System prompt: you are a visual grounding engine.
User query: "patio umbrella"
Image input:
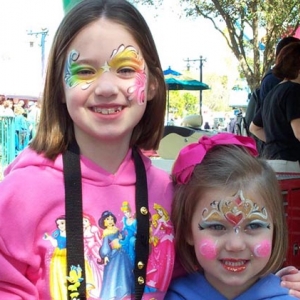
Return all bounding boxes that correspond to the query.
[163,66,182,76]
[165,77,209,91]
[163,67,210,122]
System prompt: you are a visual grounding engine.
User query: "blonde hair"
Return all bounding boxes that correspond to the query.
[14,106,24,116]
[171,145,287,276]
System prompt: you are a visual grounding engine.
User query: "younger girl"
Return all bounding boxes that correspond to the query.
[0,0,174,299]
[166,133,297,299]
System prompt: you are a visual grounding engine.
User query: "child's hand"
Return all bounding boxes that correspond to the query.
[277,266,300,298]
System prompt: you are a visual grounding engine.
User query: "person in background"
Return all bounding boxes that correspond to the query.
[204,122,210,130]
[14,105,28,153]
[27,99,41,140]
[0,100,14,117]
[250,42,300,173]
[0,95,5,115]
[247,36,299,156]
[259,36,300,102]
[166,133,299,300]
[0,0,174,299]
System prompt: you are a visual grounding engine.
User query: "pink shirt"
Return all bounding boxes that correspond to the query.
[0,148,175,299]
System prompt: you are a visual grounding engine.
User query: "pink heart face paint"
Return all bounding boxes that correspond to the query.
[200,190,269,233]
[64,44,147,105]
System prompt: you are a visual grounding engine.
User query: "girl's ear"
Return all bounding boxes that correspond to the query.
[147,80,157,101]
[146,71,158,101]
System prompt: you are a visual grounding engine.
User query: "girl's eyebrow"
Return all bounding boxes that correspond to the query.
[71,58,97,65]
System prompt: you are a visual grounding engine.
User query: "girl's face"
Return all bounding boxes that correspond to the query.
[63,18,154,149]
[188,189,273,298]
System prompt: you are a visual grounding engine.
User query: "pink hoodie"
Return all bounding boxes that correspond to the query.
[0,148,175,300]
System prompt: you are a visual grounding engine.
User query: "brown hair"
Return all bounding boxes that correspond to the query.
[275,36,299,57]
[30,0,166,159]
[171,145,287,276]
[273,42,300,80]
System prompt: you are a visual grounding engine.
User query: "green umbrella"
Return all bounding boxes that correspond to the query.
[164,70,210,122]
[62,0,82,14]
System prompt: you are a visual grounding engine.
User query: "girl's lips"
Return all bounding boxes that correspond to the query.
[92,106,123,115]
[220,259,249,272]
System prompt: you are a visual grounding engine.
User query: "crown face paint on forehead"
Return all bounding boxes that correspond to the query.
[200,190,269,233]
[64,44,146,100]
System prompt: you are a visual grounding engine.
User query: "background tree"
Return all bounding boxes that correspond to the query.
[133,0,300,91]
[167,91,198,119]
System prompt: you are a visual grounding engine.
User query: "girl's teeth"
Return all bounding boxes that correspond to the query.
[94,107,122,114]
[223,260,246,267]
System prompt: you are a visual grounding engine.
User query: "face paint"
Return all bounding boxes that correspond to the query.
[127,71,147,104]
[253,240,272,258]
[198,238,217,260]
[64,50,96,90]
[64,45,147,102]
[108,45,146,105]
[201,190,269,233]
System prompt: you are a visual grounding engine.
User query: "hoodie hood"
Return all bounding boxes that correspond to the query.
[166,272,292,300]
[4,147,153,187]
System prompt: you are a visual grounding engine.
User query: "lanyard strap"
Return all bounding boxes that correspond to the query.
[63,143,149,300]
[132,147,149,300]
[63,141,86,299]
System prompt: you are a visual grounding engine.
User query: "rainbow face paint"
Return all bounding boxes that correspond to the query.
[64,45,147,104]
[64,50,96,90]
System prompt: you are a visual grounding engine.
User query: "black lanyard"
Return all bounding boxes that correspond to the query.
[63,142,149,300]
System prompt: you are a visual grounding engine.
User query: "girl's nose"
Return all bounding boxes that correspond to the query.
[224,228,247,252]
[94,72,119,97]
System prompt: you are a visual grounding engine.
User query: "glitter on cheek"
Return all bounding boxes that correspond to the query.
[198,238,218,260]
[253,240,272,258]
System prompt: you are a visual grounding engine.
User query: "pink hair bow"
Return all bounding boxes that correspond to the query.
[172,133,258,184]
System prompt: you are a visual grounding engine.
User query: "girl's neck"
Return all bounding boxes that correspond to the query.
[76,135,131,174]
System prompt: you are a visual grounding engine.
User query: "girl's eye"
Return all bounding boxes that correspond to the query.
[77,69,95,76]
[70,64,96,78]
[245,221,270,231]
[118,67,136,76]
[77,70,94,75]
[209,224,226,231]
[199,222,226,231]
[247,223,261,230]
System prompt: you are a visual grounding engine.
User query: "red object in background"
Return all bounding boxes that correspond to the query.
[294,27,300,39]
[277,173,300,269]
[282,26,300,39]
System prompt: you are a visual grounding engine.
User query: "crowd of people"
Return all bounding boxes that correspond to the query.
[0,95,41,155]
